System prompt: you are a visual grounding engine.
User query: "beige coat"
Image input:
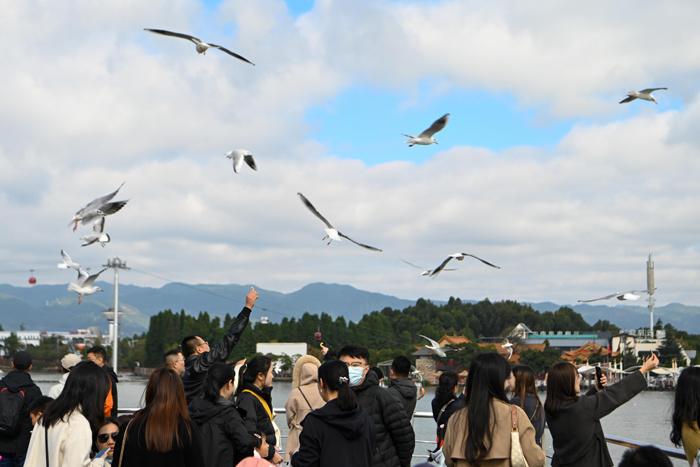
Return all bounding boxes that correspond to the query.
[443,399,545,467]
[284,355,325,460]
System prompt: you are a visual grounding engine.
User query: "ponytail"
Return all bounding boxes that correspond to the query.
[318,360,357,411]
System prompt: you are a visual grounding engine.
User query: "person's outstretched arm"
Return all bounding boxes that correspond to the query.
[201,288,257,366]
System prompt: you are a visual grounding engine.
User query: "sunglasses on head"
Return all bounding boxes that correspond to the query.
[97,432,119,443]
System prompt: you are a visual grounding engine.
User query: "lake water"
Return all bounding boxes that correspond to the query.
[32,373,685,466]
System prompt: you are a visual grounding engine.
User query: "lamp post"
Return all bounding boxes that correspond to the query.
[103,258,129,373]
[647,253,655,339]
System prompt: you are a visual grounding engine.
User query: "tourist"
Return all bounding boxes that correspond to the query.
[164,349,185,377]
[431,371,465,448]
[618,445,672,467]
[387,356,418,420]
[189,362,271,466]
[545,353,659,467]
[48,352,82,398]
[28,396,54,427]
[236,355,283,465]
[284,355,324,462]
[670,366,700,464]
[338,345,415,467]
[442,353,544,467]
[291,360,374,467]
[510,365,545,447]
[112,368,204,466]
[87,345,119,417]
[0,351,43,467]
[24,361,111,466]
[95,417,120,463]
[182,287,257,402]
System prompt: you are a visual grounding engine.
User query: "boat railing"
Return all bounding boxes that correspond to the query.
[117,408,688,461]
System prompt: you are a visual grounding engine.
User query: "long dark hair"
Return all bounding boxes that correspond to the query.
[544,362,578,415]
[41,361,109,434]
[434,371,459,411]
[318,360,357,411]
[512,365,542,417]
[463,353,511,463]
[140,368,191,452]
[237,355,272,395]
[203,362,235,402]
[671,366,700,446]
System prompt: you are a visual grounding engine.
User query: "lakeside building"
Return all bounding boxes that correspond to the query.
[0,328,104,356]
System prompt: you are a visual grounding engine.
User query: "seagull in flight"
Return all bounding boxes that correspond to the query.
[68,268,107,304]
[57,250,80,270]
[501,339,514,360]
[144,29,255,65]
[619,88,667,104]
[419,335,447,358]
[404,113,449,147]
[70,182,128,232]
[578,289,655,303]
[80,217,110,247]
[400,259,456,277]
[430,253,501,277]
[226,149,257,173]
[297,193,382,252]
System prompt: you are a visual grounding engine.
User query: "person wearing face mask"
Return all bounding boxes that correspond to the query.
[189,363,270,466]
[338,345,415,467]
[236,355,284,465]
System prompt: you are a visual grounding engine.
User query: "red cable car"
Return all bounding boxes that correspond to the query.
[28,270,37,286]
[314,328,322,342]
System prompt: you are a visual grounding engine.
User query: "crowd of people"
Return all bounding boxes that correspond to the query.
[0,289,699,466]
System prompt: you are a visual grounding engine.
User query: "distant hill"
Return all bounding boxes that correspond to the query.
[0,282,698,334]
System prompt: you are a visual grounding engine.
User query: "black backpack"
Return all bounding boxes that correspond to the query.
[0,386,26,435]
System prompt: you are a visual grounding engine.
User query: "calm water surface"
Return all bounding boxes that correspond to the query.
[32,373,684,466]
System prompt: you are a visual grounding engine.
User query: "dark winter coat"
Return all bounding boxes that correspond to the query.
[183,306,251,402]
[353,371,415,467]
[189,396,261,466]
[0,370,42,456]
[112,412,205,467]
[386,377,418,420]
[431,393,465,446]
[104,365,119,418]
[511,393,545,447]
[291,398,375,467]
[236,383,278,460]
[546,370,647,467]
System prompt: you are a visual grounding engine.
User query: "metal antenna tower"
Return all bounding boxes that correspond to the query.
[103,258,129,372]
[646,253,655,339]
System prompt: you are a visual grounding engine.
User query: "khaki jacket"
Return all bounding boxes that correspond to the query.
[443,399,545,467]
[284,355,324,460]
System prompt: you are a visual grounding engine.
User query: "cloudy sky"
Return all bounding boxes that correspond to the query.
[1,0,699,307]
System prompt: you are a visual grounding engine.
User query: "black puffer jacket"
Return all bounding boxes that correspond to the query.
[353,371,415,467]
[236,383,277,460]
[189,397,260,466]
[291,398,374,467]
[386,378,417,420]
[183,306,251,402]
[0,370,42,456]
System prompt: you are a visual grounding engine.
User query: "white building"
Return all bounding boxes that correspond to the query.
[0,331,42,354]
[0,329,102,356]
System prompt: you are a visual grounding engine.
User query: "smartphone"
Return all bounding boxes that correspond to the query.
[595,366,603,386]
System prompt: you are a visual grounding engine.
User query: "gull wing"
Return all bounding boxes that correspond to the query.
[231,151,244,173]
[144,29,202,45]
[76,182,125,215]
[429,256,455,277]
[82,268,107,287]
[577,292,621,303]
[59,249,78,269]
[401,259,425,270]
[419,335,440,348]
[92,217,106,233]
[244,154,257,171]
[459,253,501,269]
[76,268,90,284]
[96,200,128,217]
[640,87,667,94]
[418,113,450,138]
[297,193,334,229]
[619,95,636,104]
[337,232,383,252]
[208,43,255,65]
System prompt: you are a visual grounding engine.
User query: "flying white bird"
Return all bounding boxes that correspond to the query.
[501,339,514,360]
[57,250,80,270]
[297,193,383,252]
[68,268,107,304]
[577,289,655,303]
[419,335,447,358]
[400,259,456,277]
[404,113,450,147]
[80,217,110,247]
[430,253,501,277]
[225,149,257,173]
[144,29,255,65]
[619,88,668,104]
[70,183,128,232]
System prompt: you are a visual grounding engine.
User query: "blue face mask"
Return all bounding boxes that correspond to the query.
[348,366,365,387]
